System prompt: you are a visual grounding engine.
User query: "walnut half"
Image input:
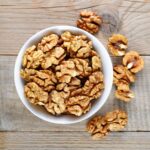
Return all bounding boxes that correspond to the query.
[87,109,128,140]
[108,34,128,56]
[123,51,144,73]
[77,10,102,34]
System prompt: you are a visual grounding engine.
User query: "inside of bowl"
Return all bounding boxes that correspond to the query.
[14,26,113,124]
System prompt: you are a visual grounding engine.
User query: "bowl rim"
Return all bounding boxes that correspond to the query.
[14,25,113,124]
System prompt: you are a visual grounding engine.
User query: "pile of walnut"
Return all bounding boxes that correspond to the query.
[77,10,102,34]
[21,31,104,116]
[108,34,144,102]
[87,109,128,140]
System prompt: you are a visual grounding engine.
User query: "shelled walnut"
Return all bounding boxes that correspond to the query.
[123,51,144,73]
[87,116,108,140]
[105,110,128,131]
[21,69,57,92]
[113,65,135,84]
[37,34,59,52]
[113,65,135,102]
[77,10,102,34]
[87,110,128,140]
[108,34,128,56]
[24,82,48,105]
[22,45,44,69]
[115,90,134,102]
[21,31,104,116]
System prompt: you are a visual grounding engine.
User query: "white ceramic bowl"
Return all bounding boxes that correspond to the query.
[14,26,113,124]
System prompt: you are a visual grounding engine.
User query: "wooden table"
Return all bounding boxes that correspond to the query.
[0,0,150,149]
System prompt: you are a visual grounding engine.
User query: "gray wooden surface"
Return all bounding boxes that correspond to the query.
[0,0,150,149]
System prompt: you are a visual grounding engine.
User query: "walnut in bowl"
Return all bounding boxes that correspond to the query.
[14,26,113,124]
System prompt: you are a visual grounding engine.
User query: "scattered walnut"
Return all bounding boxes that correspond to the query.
[87,116,108,140]
[22,45,44,69]
[113,65,135,84]
[87,110,128,140]
[77,10,102,34]
[21,31,103,116]
[123,51,144,73]
[24,82,48,105]
[105,110,128,131]
[108,34,128,56]
[38,34,59,52]
[115,89,135,102]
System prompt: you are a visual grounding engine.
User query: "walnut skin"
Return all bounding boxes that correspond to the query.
[77,10,102,34]
[123,51,144,73]
[21,31,104,116]
[87,110,128,140]
[108,34,128,56]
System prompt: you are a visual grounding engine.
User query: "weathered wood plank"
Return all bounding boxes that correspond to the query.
[0,56,149,131]
[0,132,150,150]
[0,0,150,55]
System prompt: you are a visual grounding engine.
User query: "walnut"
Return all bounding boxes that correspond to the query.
[24,82,48,105]
[92,56,101,71]
[113,65,135,84]
[115,89,135,102]
[63,37,93,58]
[115,79,130,91]
[41,47,66,69]
[38,34,59,52]
[61,31,73,41]
[56,58,93,83]
[87,110,128,140]
[66,96,91,116]
[83,71,104,99]
[108,34,128,56]
[87,116,108,140]
[21,31,104,116]
[21,69,57,92]
[44,90,66,115]
[22,45,44,69]
[105,110,128,131]
[123,51,144,73]
[77,10,102,34]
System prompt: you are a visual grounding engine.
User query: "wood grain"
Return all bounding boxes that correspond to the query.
[0,0,150,149]
[0,56,149,131]
[0,0,150,55]
[0,132,150,150]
